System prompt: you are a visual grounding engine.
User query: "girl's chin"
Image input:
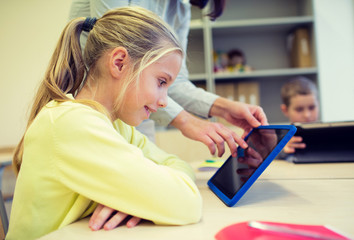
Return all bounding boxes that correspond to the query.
[116,117,143,127]
[126,119,142,127]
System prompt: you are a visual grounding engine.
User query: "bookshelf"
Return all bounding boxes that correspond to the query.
[187,0,317,123]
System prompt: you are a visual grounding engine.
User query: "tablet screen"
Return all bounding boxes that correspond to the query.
[210,128,289,199]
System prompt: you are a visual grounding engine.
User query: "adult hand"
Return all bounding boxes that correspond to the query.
[283,136,306,154]
[170,110,247,157]
[209,97,268,138]
[89,204,142,231]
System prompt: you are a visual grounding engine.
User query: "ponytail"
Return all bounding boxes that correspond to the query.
[13,18,89,174]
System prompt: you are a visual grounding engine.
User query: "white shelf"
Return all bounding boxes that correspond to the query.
[211,16,314,29]
[213,67,317,80]
[212,16,314,35]
[190,68,317,82]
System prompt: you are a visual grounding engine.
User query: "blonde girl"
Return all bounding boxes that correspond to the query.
[7,7,202,240]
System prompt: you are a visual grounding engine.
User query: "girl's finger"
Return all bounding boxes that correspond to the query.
[126,216,142,228]
[103,211,129,230]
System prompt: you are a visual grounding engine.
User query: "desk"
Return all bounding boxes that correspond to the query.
[195,159,354,183]
[40,161,354,240]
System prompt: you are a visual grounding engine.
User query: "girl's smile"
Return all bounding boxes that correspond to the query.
[144,105,157,119]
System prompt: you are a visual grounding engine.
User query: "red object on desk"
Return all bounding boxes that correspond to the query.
[215,221,351,240]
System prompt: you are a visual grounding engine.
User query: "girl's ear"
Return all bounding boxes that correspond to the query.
[110,47,129,78]
[280,104,289,117]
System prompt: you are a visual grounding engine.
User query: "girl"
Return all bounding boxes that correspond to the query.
[70,0,268,159]
[7,7,202,240]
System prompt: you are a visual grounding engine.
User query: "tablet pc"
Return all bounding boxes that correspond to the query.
[207,125,297,207]
[288,121,354,163]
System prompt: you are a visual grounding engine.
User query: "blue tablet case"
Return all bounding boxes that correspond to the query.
[208,125,297,207]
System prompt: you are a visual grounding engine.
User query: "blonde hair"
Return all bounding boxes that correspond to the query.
[13,6,183,174]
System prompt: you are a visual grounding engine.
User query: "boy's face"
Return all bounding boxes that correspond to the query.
[281,94,319,123]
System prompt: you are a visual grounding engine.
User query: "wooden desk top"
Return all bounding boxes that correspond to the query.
[39,161,354,240]
[194,160,354,187]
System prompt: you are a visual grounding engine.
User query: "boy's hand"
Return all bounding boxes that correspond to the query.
[283,136,306,154]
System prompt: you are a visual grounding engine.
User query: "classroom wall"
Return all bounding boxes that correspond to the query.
[0,0,72,147]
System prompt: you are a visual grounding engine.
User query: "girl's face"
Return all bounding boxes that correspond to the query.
[282,94,319,123]
[117,52,182,126]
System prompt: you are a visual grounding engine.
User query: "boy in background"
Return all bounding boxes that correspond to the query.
[280,76,319,154]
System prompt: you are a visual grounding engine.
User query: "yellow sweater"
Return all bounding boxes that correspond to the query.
[6,99,202,240]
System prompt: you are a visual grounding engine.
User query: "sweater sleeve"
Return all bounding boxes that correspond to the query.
[52,105,202,225]
[112,119,196,180]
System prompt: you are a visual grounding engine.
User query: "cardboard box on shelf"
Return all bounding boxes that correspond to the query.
[288,28,313,68]
[215,82,238,102]
[215,83,238,126]
[236,82,260,106]
[215,82,260,125]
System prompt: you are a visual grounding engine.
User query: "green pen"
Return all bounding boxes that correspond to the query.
[206,159,215,163]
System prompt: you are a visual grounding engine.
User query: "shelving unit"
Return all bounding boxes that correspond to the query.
[187,0,317,123]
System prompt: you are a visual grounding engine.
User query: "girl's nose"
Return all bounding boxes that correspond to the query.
[157,94,167,108]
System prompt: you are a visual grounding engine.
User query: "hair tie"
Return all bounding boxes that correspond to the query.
[82,17,97,32]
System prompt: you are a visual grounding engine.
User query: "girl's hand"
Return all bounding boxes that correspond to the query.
[89,204,142,231]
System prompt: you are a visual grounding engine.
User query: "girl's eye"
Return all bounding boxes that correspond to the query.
[158,79,167,87]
